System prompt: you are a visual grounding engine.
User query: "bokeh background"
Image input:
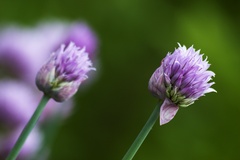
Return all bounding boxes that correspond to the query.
[0,0,239,159]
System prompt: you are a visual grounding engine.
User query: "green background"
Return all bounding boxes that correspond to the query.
[0,0,239,159]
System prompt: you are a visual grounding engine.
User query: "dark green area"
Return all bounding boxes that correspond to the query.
[0,0,239,159]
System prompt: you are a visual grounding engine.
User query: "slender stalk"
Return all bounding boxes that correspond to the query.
[34,112,62,160]
[122,102,161,160]
[6,95,50,160]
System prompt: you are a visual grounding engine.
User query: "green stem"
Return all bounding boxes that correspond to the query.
[122,102,161,160]
[34,111,62,160]
[6,95,50,160]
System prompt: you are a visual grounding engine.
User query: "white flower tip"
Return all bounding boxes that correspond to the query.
[177,42,182,47]
[80,46,86,52]
[68,41,75,47]
[205,88,217,94]
[160,99,179,125]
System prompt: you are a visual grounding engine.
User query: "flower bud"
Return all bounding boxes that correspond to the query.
[36,42,95,102]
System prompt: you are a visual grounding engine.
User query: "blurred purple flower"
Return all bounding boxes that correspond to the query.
[64,23,98,60]
[0,80,36,127]
[0,23,66,84]
[0,21,98,85]
[0,21,95,159]
[149,44,216,125]
[0,126,42,160]
[36,42,95,102]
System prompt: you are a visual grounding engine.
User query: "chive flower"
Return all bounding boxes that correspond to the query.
[36,42,95,102]
[149,44,216,125]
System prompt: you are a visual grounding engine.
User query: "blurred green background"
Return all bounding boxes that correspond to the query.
[0,0,239,159]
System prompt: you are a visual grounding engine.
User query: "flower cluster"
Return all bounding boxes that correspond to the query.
[0,21,98,159]
[149,44,216,125]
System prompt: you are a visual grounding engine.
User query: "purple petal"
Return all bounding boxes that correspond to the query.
[160,99,179,125]
[148,65,166,99]
[170,61,181,77]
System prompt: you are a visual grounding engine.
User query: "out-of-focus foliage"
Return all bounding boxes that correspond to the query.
[0,0,239,159]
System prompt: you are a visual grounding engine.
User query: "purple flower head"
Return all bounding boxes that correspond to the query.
[36,42,95,102]
[149,44,216,125]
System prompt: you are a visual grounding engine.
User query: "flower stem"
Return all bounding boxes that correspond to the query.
[122,102,161,160]
[6,95,50,160]
[34,111,62,160]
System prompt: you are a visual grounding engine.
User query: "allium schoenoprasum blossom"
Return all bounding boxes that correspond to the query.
[36,42,95,102]
[0,21,97,122]
[149,44,216,125]
[0,21,96,159]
